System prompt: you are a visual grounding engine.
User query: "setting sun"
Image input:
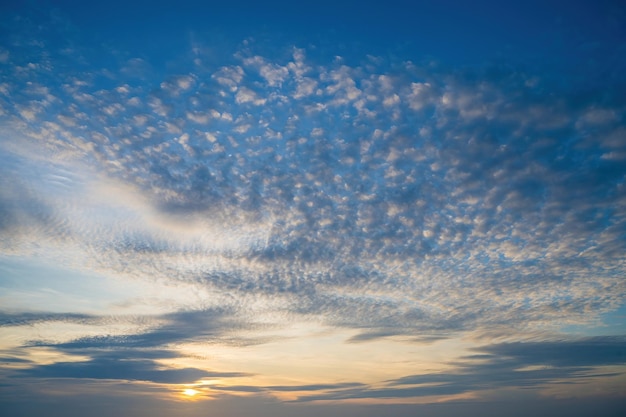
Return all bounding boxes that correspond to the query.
[183,389,199,397]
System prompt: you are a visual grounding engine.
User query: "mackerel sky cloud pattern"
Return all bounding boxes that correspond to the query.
[1,1,625,416]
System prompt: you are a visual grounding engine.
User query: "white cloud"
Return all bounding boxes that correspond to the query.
[58,114,77,127]
[244,56,289,87]
[212,65,244,91]
[325,66,362,106]
[0,83,10,96]
[186,111,210,124]
[234,124,251,134]
[294,77,317,99]
[578,107,618,126]
[203,132,218,143]
[176,75,194,90]
[133,115,149,126]
[148,97,169,116]
[235,87,267,105]
[405,82,434,112]
[383,93,400,107]
[287,48,310,78]
[160,75,196,96]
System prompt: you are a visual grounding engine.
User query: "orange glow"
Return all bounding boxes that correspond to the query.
[183,388,199,397]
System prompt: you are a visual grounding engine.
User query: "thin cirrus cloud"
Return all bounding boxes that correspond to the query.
[0,3,625,409]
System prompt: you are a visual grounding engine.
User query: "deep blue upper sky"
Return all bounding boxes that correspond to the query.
[18,0,625,68]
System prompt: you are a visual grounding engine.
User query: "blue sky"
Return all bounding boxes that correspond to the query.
[1,1,626,416]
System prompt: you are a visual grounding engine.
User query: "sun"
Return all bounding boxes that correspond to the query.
[183,388,199,397]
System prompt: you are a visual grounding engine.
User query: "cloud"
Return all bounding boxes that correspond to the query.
[295,336,626,401]
[186,111,210,125]
[294,77,318,99]
[2,38,625,341]
[243,55,289,87]
[235,87,267,105]
[210,382,366,394]
[472,336,626,368]
[34,308,248,350]
[1,12,625,404]
[0,312,97,327]
[18,356,245,384]
[213,65,244,90]
[6,308,253,385]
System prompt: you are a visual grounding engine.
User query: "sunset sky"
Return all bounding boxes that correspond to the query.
[1,1,626,416]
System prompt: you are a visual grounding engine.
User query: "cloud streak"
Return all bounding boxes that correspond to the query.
[296,336,626,401]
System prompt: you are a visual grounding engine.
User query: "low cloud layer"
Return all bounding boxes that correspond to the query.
[297,336,626,401]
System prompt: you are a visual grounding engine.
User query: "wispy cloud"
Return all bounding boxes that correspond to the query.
[295,336,626,401]
[18,357,243,385]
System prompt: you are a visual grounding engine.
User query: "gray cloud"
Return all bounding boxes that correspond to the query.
[210,382,366,394]
[26,308,250,350]
[18,357,245,384]
[0,312,98,327]
[11,309,253,384]
[470,336,626,368]
[296,336,626,401]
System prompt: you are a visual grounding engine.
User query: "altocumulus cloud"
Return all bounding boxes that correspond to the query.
[0,5,625,402]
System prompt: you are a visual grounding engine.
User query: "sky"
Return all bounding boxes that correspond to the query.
[1,0,626,416]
